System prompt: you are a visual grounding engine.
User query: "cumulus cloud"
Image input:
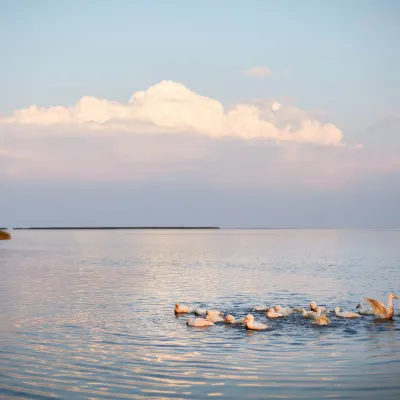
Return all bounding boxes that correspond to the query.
[1,80,368,185]
[0,80,344,146]
[242,66,271,77]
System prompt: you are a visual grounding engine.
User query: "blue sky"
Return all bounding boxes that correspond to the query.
[0,1,399,227]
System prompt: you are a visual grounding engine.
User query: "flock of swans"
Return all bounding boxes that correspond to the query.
[174,292,399,331]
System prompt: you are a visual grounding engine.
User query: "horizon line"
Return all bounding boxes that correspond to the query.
[2,227,400,231]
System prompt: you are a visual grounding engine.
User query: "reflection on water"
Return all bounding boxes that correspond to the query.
[1,229,400,399]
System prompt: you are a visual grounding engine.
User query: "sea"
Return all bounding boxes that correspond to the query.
[1,229,400,399]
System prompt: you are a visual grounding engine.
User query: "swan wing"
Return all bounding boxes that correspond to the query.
[254,321,268,330]
[364,297,387,317]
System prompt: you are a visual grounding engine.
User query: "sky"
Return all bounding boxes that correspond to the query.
[0,0,399,228]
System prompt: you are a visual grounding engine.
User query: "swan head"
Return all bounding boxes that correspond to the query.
[267,307,275,313]
[390,293,398,300]
[309,301,317,311]
[335,306,341,312]
[224,315,235,323]
[243,314,254,323]
[275,305,283,312]
[356,303,361,309]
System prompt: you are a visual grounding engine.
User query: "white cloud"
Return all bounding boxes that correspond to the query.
[242,66,271,77]
[0,80,344,146]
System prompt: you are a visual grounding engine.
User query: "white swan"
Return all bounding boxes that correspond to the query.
[300,308,318,319]
[186,318,214,327]
[252,305,269,312]
[299,306,324,320]
[206,309,222,316]
[266,307,284,318]
[335,307,361,318]
[364,293,398,320]
[206,310,224,323]
[194,307,206,316]
[309,301,328,316]
[224,315,244,324]
[355,303,374,315]
[274,305,293,316]
[174,303,193,314]
[242,314,269,330]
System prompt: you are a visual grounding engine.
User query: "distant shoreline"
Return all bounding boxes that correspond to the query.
[12,226,221,230]
[5,227,400,231]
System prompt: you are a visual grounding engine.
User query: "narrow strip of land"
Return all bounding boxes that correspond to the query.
[12,226,220,230]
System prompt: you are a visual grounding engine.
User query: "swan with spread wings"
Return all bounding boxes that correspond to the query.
[364,293,398,320]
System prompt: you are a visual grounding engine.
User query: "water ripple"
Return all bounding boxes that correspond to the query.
[1,229,400,399]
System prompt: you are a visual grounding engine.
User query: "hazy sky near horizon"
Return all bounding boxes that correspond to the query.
[1,0,399,227]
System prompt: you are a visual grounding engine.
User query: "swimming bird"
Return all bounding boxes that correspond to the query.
[364,293,398,320]
[224,315,244,324]
[312,315,330,326]
[309,301,328,316]
[266,308,284,318]
[242,314,269,331]
[194,307,206,316]
[300,308,318,319]
[186,318,215,327]
[174,303,193,314]
[206,310,224,323]
[299,306,324,320]
[206,309,223,316]
[355,303,374,315]
[334,307,361,318]
[252,305,269,312]
[274,305,293,316]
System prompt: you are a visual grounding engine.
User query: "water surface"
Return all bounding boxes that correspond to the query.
[1,229,400,399]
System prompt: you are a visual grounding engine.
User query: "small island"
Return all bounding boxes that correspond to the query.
[0,230,11,240]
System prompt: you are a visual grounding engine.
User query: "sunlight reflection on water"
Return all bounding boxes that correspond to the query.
[1,229,400,399]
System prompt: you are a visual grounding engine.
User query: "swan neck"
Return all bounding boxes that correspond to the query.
[388,294,393,309]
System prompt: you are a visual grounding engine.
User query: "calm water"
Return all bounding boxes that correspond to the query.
[1,229,400,399]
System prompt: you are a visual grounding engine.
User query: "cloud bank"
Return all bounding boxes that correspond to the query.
[4,80,395,187]
[0,80,343,146]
